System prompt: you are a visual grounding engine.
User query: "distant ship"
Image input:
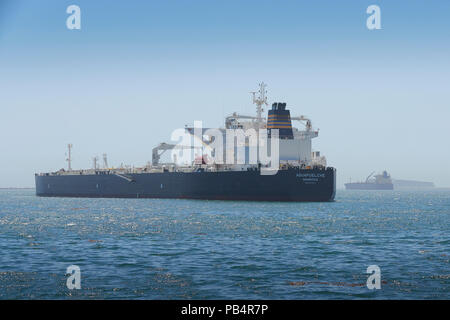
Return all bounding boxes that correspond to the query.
[35,83,336,202]
[345,171,393,190]
[392,179,435,190]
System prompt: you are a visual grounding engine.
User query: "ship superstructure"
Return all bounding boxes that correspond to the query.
[345,171,394,190]
[35,83,336,201]
[191,83,326,169]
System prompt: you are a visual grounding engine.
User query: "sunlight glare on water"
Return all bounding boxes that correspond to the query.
[0,189,448,299]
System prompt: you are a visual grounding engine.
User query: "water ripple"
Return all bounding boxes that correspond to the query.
[0,189,449,299]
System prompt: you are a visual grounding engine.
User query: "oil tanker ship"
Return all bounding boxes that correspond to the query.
[345,171,394,190]
[35,83,336,201]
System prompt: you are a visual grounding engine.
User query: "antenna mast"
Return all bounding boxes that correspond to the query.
[251,82,268,127]
[103,153,108,169]
[92,156,99,170]
[66,144,73,171]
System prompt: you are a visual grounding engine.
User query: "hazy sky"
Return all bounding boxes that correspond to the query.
[0,0,449,188]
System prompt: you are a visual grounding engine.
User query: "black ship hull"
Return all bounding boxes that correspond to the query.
[35,168,336,202]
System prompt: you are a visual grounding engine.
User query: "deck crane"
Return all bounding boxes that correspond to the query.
[152,143,200,166]
[290,115,313,131]
[365,171,376,183]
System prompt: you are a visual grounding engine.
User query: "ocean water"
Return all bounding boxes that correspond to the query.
[0,189,448,299]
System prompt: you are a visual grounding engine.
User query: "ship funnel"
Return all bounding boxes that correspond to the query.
[267,102,293,139]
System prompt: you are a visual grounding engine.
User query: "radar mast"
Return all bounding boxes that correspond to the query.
[66,144,73,171]
[251,82,268,128]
